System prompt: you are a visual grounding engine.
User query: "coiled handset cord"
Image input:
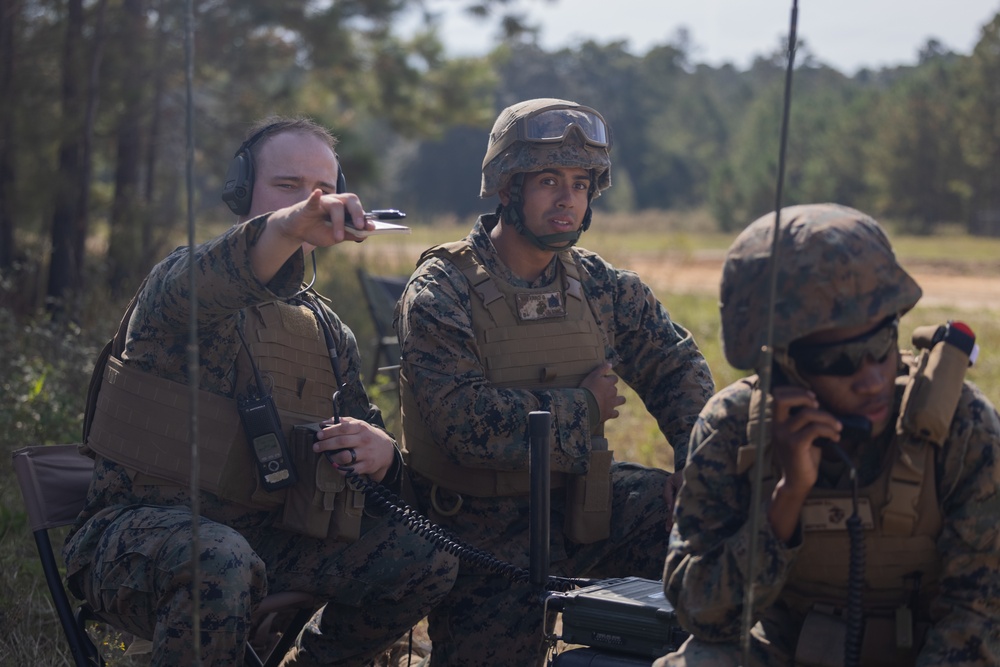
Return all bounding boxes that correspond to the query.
[341,465,580,592]
[295,293,583,593]
[822,441,865,667]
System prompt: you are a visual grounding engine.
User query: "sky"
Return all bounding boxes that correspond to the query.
[407,0,1000,75]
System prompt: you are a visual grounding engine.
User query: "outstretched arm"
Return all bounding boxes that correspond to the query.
[251,189,369,284]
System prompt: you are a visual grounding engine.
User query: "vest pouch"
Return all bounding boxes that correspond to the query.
[330,479,364,543]
[898,334,969,446]
[859,613,921,666]
[275,447,362,542]
[564,445,612,544]
[794,608,846,667]
[275,429,337,539]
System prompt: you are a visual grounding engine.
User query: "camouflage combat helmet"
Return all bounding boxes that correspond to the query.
[720,203,923,371]
[480,98,612,198]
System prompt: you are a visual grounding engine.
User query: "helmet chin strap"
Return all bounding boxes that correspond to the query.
[500,173,594,252]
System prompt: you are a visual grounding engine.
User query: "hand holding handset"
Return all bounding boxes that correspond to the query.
[344,209,410,238]
[771,364,872,449]
[816,414,871,449]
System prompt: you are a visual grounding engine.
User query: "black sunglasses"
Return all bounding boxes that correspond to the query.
[788,316,899,377]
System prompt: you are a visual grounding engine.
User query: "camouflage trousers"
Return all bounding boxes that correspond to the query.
[414,462,671,667]
[70,504,458,666]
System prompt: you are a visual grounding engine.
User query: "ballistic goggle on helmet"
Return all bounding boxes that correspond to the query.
[719,203,922,372]
[480,98,613,198]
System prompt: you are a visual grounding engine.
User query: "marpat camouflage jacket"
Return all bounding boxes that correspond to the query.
[395,214,714,475]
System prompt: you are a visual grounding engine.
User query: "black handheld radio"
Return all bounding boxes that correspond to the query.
[238,394,297,492]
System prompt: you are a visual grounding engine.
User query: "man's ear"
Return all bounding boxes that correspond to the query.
[497,185,511,207]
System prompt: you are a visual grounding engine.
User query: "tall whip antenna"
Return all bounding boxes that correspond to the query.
[740,2,798,663]
[184,0,202,663]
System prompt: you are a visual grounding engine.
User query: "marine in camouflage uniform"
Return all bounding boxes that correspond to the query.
[657,204,1000,666]
[63,118,458,667]
[395,98,715,666]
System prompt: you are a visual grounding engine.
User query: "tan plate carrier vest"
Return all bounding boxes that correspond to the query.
[401,242,614,543]
[83,289,363,541]
[735,326,972,665]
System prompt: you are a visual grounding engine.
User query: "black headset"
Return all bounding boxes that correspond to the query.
[221,123,348,216]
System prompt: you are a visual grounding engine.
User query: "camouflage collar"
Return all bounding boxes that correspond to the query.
[470,215,561,289]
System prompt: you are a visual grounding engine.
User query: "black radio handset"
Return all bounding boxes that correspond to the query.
[817,414,872,450]
[771,363,872,450]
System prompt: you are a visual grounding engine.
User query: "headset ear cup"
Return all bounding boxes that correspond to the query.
[334,154,347,194]
[222,150,253,216]
[224,125,340,214]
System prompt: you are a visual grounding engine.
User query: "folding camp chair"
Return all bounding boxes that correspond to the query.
[356,268,409,387]
[12,444,318,667]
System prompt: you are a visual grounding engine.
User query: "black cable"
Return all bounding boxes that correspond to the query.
[823,441,865,667]
[844,512,864,667]
[294,293,346,390]
[341,465,584,593]
[235,325,270,395]
[289,250,319,299]
[844,468,865,667]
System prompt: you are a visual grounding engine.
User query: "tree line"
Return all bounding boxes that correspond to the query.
[400,27,1000,238]
[1,0,998,314]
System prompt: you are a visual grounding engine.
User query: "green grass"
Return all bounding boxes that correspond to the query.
[4,215,1000,664]
[336,214,1000,474]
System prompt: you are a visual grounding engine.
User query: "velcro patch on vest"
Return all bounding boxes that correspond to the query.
[801,497,874,531]
[516,291,565,320]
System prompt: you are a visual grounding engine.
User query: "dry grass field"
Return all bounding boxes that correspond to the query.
[342,212,1000,472]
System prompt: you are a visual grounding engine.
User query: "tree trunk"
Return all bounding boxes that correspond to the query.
[0,0,20,270]
[46,0,85,312]
[142,2,169,262]
[72,0,109,282]
[106,0,147,297]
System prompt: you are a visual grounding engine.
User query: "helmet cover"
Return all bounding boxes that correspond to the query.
[720,203,922,370]
[480,98,612,198]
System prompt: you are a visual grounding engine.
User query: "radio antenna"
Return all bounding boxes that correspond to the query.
[183,0,202,662]
[740,1,798,664]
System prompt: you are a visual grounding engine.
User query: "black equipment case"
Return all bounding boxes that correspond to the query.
[547,576,688,664]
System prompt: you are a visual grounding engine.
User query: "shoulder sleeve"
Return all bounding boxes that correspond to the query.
[919,381,1000,664]
[575,251,714,467]
[665,380,798,640]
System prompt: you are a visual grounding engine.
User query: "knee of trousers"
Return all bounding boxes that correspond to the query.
[160,521,268,606]
[388,534,459,607]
